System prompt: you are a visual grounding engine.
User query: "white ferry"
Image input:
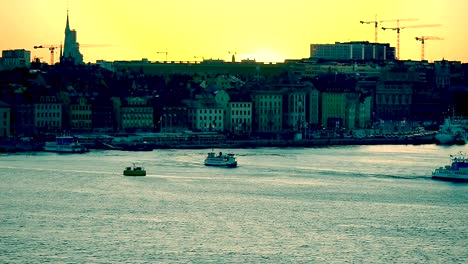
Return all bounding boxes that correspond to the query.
[432,152,468,182]
[204,151,238,168]
[43,135,88,153]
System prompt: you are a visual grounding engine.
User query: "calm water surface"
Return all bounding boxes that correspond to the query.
[0,144,467,263]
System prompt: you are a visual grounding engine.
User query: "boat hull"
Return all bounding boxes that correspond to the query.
[432,174,468,183]
[204,162,238,168]
[123,171,146,176]
[44,145,88,153]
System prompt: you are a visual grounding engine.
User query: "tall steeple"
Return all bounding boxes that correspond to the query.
[62,7,83,64]
[65,9,70,33]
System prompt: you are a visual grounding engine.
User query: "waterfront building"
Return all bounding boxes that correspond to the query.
[252,90,283,133]
[0,49,31,70]
[34,96,62,133]
[226,100,252,136]
[358,96,373,128]
[121,97,154,132]
[284,88,307,132]
[70,97,92,131]
[188,108,225,132]
[62,11,83,64]
[308,88,320,128]
[310,41,395,61]
[375,65,415,121]
[0,101,11,137]
[321,92,359,129]
[14,104,35,136]
[160,106,189,133]
[91,99,114,132]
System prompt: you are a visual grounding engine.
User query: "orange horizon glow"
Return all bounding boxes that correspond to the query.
[1,0,467,64]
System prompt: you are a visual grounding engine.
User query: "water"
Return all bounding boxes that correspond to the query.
[0,145,467,263]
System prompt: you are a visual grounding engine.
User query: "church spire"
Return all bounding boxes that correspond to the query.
[65,9,70,32]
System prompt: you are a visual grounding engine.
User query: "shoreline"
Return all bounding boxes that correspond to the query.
[2,134,462,153]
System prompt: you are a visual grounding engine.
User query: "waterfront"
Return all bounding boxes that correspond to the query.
[0,144,467,263]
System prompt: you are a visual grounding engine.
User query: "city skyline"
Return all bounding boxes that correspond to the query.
[1,0,466,63]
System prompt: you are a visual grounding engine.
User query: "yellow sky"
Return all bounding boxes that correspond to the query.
[1,0,467,63]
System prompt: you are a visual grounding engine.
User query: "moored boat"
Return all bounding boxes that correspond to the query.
[435,118,467,145]
[432,152,468,182]
[43,134,88,153]
[123,164,146,176]
[204,150,238,168]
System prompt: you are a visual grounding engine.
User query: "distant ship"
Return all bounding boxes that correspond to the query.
[43,135,88,153]
[432,152,468,182]
[204,151,238,168]
[434,118,467,145]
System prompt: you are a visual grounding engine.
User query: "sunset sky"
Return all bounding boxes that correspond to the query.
[1,0,467,63]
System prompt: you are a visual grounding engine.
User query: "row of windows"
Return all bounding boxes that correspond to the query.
[259,109,280,115]
[259,101,281,107]
[36,112,60,118]
[231,110,251,116]
[197,115,222,121]
[232,118,250,124]
[71,106,91,111]
[230,103,251,108]
[72,114,92,120]
[377,95,411,105]
[37,121,60,127]
[36,104,60,110]
[122,115,153,120]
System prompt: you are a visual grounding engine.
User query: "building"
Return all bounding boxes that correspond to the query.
[91,98,114,132]
[70,97,92,131]
[321,92,359,129]
[62,11,83,64]
[0,101,11,137]
[34,96,62,133]
[252,90,283,133]
[310,41,395,61]
[0,49,31,70]
[226,101,252,136]
[15,104,35,136]
[120,97,154,132]
[284,88,307,132]
[160,106,189,133]
[375,65,415,121]
[188,108,224,132]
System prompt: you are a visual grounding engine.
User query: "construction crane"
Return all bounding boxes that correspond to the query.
[33,45,61,65]
[382,24,441,60]
[360,16,418,43]
[156,48,168,62]
[415,36,443,61]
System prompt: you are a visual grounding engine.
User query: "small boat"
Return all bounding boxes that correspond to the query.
[123,164,146,176]
[43,134,88,153]
[204,150,238,168]
[432,152,468,182]
[435,118,467,145]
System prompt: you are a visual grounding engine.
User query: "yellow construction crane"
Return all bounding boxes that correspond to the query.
[382,24,441,59]
[156,48,168,62]
[33,45,61,65]
[415,36,443,61]
[360,16,418,43]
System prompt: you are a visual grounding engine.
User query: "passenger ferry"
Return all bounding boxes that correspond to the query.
[432,152,468,182]
[204,151,238,168]
[43,135,88,153]
[123,164,146,176]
